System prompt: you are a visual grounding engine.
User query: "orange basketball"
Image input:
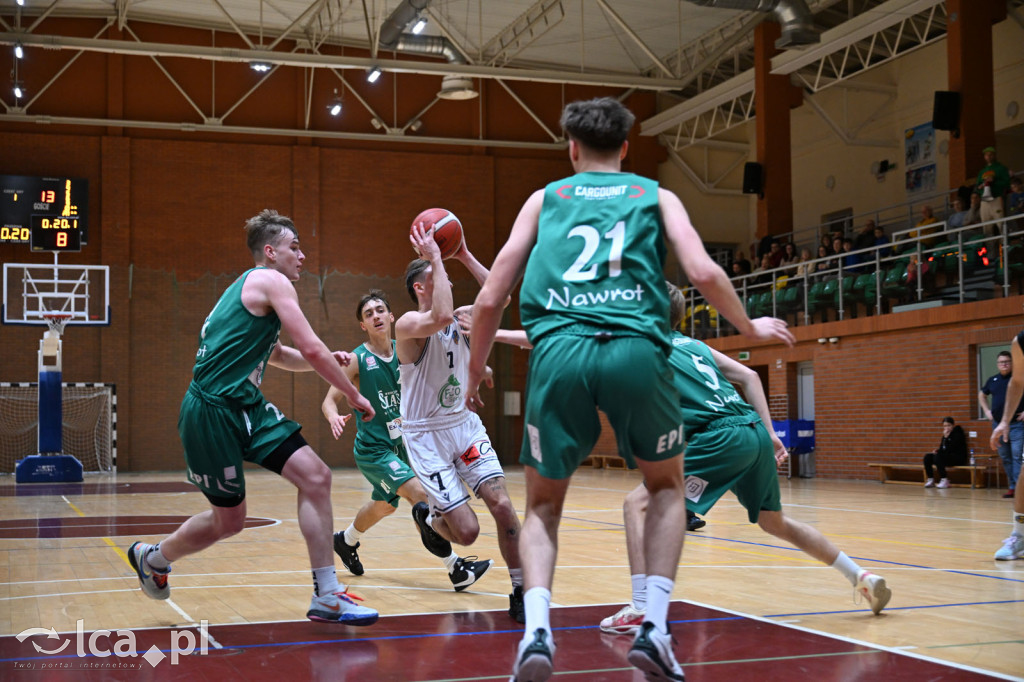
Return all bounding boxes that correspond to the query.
[411,208,464,260]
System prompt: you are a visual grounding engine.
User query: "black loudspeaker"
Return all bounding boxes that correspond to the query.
[742,162,763,196]
[932,91,961,132]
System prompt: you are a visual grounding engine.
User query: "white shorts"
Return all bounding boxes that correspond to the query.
[401,410,504,515]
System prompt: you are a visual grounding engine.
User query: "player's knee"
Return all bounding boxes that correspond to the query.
[623,487,648,517]
[217,509,248,538]
[378,503,397,517]
[447,517,480,545]
[300,459,333,496]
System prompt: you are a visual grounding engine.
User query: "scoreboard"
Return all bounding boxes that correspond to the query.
[0,175,89,252]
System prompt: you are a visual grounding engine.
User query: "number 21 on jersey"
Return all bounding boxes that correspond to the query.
[563,221,625,282]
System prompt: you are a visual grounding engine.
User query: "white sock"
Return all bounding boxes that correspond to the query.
[1013,511,1024,536]
[312,566,340,597]
[631,573,647,610]
[509,567,523,589]
[831,551,862,586]
[523,587,551,634]
[344,524,363,546]
[145,544,170,572]
[443,551,459,572]
[644,575,674,634]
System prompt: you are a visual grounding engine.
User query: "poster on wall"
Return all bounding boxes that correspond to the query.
[904,123,936,195]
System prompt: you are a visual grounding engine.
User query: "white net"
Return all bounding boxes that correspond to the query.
[0,384,114,474]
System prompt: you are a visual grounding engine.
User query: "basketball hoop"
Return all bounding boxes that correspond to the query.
[42,313,72,337]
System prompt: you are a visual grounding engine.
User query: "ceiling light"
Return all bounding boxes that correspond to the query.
[366,67,382,83]
[13,83,24,99]
[370,117,384,130]
[438,75,478,100]
[411,18,427,34]
[15,43,24,60]
[249,61,272,73]
[327,88,342,117]
[17,0,25,6]
[409,120,422,132]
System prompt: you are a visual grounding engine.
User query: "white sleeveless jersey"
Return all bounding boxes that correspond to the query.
[400,324,468,425]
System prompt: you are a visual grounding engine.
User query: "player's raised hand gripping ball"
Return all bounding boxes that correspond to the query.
[411,208,464,259]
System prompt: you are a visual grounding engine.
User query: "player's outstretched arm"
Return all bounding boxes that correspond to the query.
[708,344,786,460]
[322,365,359,439]
[455,307,532,349]
[258,269,375,422]
[395,224,455,345]
[466,189,542,410]
[991,336,1024,450]
[660,188,794,348]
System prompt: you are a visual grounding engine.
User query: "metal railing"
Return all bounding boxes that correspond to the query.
[681,215,1022,339]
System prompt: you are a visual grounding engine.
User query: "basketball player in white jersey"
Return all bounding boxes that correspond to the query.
[395,223,525,621]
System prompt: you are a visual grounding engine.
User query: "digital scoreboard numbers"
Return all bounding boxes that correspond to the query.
[0,175,89,252]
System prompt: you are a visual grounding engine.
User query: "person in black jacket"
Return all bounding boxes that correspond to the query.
[924,417,968,488]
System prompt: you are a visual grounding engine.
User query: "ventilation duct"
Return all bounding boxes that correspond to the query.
[683,0,819,48]
[377,0,478,100]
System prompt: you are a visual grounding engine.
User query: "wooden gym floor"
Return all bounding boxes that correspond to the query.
[0,467,1022,680]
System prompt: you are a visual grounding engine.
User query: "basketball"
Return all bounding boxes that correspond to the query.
[411,208,463,260]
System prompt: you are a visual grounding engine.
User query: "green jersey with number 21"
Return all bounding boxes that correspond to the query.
[519,172,670,349]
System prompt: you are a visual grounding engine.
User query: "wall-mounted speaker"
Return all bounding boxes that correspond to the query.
[932,91,961,133]
[742,162,763,196]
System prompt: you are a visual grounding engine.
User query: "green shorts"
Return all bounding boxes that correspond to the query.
[683,417,781,523]
[521,332,684,480]
[178,384,301,503]
[354,442,416,507]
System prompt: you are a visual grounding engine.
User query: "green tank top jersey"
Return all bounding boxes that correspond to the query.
[520,172,671,349]
[353,340,403,452]
[191,268,281,405]
[668,331,758,440]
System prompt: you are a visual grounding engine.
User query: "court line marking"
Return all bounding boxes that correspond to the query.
[59,495,223,650]
[683,597,1024,682]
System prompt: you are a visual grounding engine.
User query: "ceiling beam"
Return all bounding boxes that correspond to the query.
[0,112,568,150]
[0,31,687,91]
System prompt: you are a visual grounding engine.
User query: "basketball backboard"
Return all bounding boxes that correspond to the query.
[2,262,110,327]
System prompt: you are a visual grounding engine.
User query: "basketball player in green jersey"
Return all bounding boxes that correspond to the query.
[126,209,379,626]
[322,289,494,592]
[599,283,891,637]
[467,97,794,682]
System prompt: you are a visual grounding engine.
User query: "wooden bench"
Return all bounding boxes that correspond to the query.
[867,462,988,488]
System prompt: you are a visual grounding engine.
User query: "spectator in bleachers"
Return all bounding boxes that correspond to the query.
[1008,176,1023,216]
[854,219,877,251]
[793,248,814,279]
[831,236,843,258]
[910,205,941,247]
[752,253,774,284]
[873,226,891,257]
[780,242,798,274]
[733,250,752,276]
[841,238,862,273]
[947,197,971,230]
[767,241,784,268]
[922,417,968,489]
[965,192,983,228]
[975,146,1011,234]
[813,245,833,280]
[820,234,833,255]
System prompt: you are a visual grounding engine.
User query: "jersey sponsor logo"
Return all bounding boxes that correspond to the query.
[378,389,400,411]
[366,355,378,369]
[656,424,684,454]
[460,445,481,465]
[683,475,708,503]
[437,374,462,408]
[544,284,646,310]
[554,184,644,200]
